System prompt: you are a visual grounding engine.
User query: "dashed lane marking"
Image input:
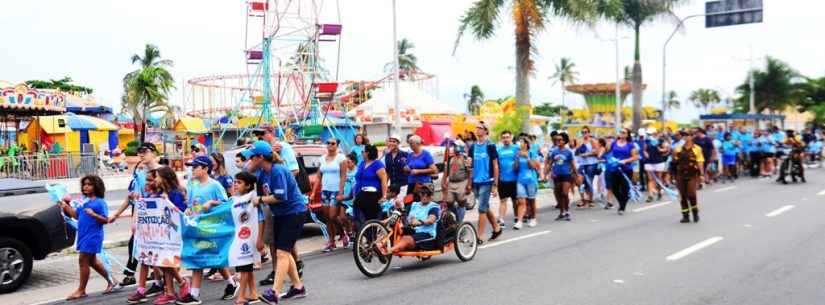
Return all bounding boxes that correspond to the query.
[632,201,672,213]
[714,186,737,193]
[666,236,724,261]
[479,230,551,249]
[766,205,795,217]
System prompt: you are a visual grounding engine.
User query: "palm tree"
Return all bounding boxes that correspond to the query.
[454,0,610,132]
[689,88,721,114]
[607,0,688,132]
[464,85,485,115]
[734,56,799,114]
[122,44,175,143]
[549,57,579,108]
[665,90,680,110]
[385,38,419,78]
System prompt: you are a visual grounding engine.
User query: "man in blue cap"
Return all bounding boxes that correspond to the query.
[178,155,237,305]
[241,141,308,304]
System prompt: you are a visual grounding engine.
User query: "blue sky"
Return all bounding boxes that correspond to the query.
[1,0,823,123]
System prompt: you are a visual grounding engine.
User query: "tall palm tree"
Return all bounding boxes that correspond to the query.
[665,90,680,110]
[464,85,485,115]
[735,56,799,114]
[549,57,579,108]
[385,38,419,78]
[122,44,175,143]
[689,88,721,114]
[455,0,612,132]
[607,0,687,132]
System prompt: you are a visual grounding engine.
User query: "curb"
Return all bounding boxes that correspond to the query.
[58,238,131,256]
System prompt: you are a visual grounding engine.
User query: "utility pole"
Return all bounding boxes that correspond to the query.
[614,23,622,133]
[391,0,402,136]
[748,46,756,114]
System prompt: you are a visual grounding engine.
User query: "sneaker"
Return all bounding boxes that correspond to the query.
[177,280,189,300]
[259,271,274,286]
[175,293,201,305]
[322,242,336,253]
[279,286,307,299]
[490,229,503,241]
[153,294,176,305]
[146,283,164,297]
[563,213,571,221]
[554,214,565,221]
[527,219,538,228]
[121,276,137,287]
[340,234,350,248]
[259,289,279,305]
[617,210,625,216]
[513,221,523,230]
[221,283,239,300]
[497,219,507,229]
[127,290,148,304]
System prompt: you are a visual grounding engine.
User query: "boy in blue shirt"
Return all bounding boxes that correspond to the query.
[60,175,119,300]
[496,131,519,228]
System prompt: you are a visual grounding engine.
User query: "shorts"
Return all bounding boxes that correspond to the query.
[411,232,437,249]
[497,181,517,202]
[443,179,468,205]
[644,162,667,172]
[320,190,338,206]
[235,264,253,273]
[472,183,493,213]
[516,182,537,199]
[722,154,737,166]
[270,213,305,251]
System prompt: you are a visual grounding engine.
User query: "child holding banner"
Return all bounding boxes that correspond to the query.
[147,167,189,305]
[59,175,120,300]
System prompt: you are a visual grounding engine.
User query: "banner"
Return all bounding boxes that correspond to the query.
[181,192,260,269]
[134,198,183,268]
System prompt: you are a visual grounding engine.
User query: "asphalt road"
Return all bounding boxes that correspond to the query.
[17,169,825,305]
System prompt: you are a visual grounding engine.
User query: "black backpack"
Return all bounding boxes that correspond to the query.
[295,155,312,194]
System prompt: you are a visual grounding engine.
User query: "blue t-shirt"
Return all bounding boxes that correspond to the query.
[471,141,498,184]
[256,164,308,216]
[772,132,786,144]
[722,140,739,157]
[517,151,540,186]
[354,160,385,196]
[739,132,753,153]
[759,136,775,153]
[76,198,107,254]
[350,145,365,165]
[611,141,635,172]
[278,141,300,172]
[575,141,599,165]
[497,144,519,182]
[187,178,228,208]
[549,147,574,176]
[408,201,440,238]
[407,150,435,184]
[341,170,356,206]
[213,174,234,197]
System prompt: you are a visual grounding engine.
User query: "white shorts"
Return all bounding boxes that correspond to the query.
[644,162,667,172]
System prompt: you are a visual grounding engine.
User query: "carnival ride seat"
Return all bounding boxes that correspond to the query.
[247,50,263,64]
[318,24,342,42]
[248,1,268,17]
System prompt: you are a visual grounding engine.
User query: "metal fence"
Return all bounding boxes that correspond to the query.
[0,152,98,180]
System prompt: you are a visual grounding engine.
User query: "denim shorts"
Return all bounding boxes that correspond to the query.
[321,190,338,206]
[516,182,537,199]
[472,183,493,213]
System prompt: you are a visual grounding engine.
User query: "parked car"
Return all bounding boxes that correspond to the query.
[0,204,74,293]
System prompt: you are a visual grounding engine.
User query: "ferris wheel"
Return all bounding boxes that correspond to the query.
[242,0,342,137]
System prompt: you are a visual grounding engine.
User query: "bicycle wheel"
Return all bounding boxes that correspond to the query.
[353,220,392,277]
[454,222,478,262]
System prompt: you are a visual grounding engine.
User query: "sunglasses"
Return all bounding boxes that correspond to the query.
[553,138,563,142]
[326,141,337,145]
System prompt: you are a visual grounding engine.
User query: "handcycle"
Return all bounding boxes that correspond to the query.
[353,205,478,278]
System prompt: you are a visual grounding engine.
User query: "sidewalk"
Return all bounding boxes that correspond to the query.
[43,174,133,193]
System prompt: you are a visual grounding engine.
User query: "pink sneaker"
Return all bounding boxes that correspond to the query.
[178,279,190,300]
[152,294,176,305]
[340,234,350,248]
[322,241,336,253]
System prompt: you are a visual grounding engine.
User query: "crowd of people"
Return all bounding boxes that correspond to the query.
[58,122,824,304]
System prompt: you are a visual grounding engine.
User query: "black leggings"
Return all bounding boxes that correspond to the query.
[124,235,137,276]
[609,169,632,211]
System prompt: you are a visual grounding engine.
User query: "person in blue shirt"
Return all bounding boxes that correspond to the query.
[720,132,740,182]
[513,137,541,229]
[545,132,577,221]
[383,135,409,191]
[467,123,503,244]
[575,127,600,207]
[496,130,520,228]
[758,131,776,177]
[243,141,308,304]
[350,133,369,165]
[376,186,440,255]
[59,175,119,300]
[404,135,437,201]
[210,152,234,197]
[606,128,639,215]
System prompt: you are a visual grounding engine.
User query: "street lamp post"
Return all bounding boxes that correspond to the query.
[596,24,628,133]
[662,14,705,128]
[391,0,402,137]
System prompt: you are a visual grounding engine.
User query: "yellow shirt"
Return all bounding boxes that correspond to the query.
[673,145,704,164]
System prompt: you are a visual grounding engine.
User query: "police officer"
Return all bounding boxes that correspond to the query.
[672,131,704,223]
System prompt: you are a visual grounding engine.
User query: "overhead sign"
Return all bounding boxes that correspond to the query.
[705,0,763,28]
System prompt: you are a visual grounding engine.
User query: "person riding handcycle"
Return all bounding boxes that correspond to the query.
[376,186,440,255]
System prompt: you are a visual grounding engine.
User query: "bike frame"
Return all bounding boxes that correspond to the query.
[378,215,454,258]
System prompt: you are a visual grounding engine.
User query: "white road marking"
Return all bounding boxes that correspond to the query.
[744,224,753,228]
[632,201,672,212]
[714,186,737,193]
[766,205,795,217]
[590,219,600,223]
[479,230,550,249]
[817,189,825,196]
[666,236,724,261]
[633,272,645,276]
[613,279,625,284]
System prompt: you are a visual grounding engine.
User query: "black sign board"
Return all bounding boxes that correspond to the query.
[705,0,763,28]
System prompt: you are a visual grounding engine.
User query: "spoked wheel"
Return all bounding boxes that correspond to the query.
[353,220,392,277]
[454,222,478,262]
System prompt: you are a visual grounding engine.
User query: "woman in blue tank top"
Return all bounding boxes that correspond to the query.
[608,128,639,215]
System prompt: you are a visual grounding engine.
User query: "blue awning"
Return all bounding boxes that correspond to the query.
[64,113,97,130]
[699,113,785,121]
[66,106,113,115]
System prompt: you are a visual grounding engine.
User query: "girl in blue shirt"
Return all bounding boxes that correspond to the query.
[59,175,119,300]
[607,129,639,215]
[513,138,541,228]
[545,132,577,221]
[721,133,739,182]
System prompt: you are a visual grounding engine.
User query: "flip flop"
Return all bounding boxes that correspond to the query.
[66,294,88,301]
[102,283,123,295]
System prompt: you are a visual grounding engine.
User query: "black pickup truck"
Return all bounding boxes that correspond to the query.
[0,204,75,293]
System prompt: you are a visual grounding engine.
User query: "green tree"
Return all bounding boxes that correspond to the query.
[689,88,721,114]
[549,57,579,108]
[122,44,175,143]
[464,85,485,115]
[492,105,531,140]
[455,0,613,132]
[386,38,419,78]
[26,77,94,94]
[533,102,568,117]
[734,56,799,114]
[607,0,688,131]
[665,90,680,110]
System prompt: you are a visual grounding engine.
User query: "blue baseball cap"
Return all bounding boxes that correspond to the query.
[241,140,273,159]
[185,156,214,172]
